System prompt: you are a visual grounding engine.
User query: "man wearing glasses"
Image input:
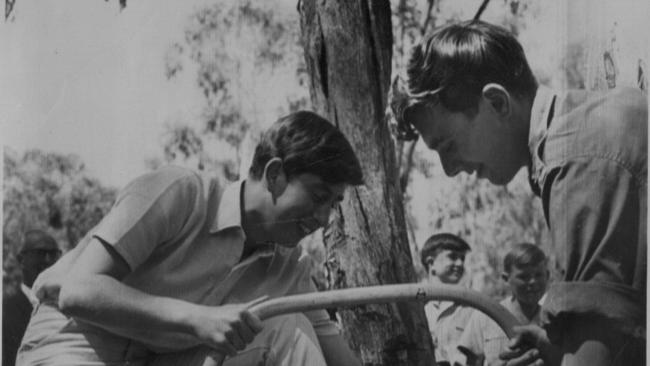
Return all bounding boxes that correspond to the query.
[3,230,61,366]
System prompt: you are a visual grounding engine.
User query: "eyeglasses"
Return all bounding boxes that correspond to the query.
[388,77,444,142]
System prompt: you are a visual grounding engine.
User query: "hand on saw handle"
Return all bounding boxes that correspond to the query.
[499,324,562,366]
[192,296,266,358]
[203,283,524,366]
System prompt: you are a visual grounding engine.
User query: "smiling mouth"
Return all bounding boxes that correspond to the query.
[450,268,464,277]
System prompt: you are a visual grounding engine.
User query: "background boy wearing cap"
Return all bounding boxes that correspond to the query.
[420,233,473,366]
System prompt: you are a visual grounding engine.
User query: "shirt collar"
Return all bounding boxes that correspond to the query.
[210,180,245,233]
[503,295,543,324]
[430,300,459,317]
[210,179,281,258]
[527,85,557,155]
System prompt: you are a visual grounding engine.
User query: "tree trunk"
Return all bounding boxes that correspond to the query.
[298,1,435,365]
[568,0,648,91]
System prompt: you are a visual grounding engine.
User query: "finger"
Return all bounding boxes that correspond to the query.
[209,335,237,357]
[499,347,526,361]
[226,330,246,351]
[242,310,264,333]
[234,318,256,344]
[501,348,540,366]
[507,332,527,349]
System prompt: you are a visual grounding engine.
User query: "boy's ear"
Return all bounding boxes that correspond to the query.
[482,83,511,118]
[263,158,287,203]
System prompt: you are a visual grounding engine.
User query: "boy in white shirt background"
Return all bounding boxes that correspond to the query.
[457,243,549,366]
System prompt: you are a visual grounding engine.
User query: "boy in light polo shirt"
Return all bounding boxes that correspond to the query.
[457,243,549,366]
[420,233,473,366]
[18,111,363,366]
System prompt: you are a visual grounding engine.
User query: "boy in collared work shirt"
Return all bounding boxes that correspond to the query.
[457,243,549,366]
[17,111,363,366]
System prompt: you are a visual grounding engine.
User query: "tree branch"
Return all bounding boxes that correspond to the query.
[420,0,435,36]
[473,0,491,21]
[5,0,15,20]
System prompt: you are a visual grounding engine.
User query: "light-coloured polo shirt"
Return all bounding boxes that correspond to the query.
[456,297,543,366]
[84,166,338,352]
[424,299,473,363]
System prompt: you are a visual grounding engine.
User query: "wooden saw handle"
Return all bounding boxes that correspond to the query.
[205,284,521,366]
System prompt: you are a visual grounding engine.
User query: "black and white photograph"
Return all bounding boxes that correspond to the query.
[1,0,647,365]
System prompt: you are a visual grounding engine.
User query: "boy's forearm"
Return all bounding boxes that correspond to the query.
[58,273,202,349]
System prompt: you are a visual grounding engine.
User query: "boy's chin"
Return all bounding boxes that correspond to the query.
[518,295,543,306]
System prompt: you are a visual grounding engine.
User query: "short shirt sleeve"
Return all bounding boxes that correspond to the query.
[92,167,200,270]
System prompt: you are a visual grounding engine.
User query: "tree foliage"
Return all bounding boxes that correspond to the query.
[160,0,308,179]
[3,148,116,294]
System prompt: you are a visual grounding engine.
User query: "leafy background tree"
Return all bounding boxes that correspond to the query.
[3,148,116,295]
[159,0,308,180]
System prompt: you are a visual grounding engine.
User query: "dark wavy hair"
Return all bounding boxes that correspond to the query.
[407,20,537,114]
[249,111,363,186]
[420,233,471,270]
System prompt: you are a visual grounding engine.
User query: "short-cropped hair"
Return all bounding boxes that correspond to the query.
[503,243,547,273]
[407,20,537,114]
[420,233,471,269]
[249,111,363,186]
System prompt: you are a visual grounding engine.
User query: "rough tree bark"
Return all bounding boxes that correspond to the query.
[569,0,648,91]
[298,1,435,365]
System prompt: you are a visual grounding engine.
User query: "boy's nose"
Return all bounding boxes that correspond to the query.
[440,156,460,177]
